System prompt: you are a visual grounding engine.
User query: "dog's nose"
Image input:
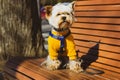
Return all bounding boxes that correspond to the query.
[62,17,66,21]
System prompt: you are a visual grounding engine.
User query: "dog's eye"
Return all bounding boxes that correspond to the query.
[66,13,70,15]
[57,13,61,16]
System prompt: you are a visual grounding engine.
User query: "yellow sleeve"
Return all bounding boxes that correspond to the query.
[66,35,77,60]
[48,36,60,60]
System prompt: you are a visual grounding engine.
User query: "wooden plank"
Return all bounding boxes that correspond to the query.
[6,61,49,80]
[76,46,120,60]
[75,5,120,11]
[96,57,120,68]
[75,0,120,6]
[75,11,120,17]
[75,17,120,25]
[96,73,120,80]
[72,23,120,32]
[24,60,120,80]
[8,59,71,80]
[71,28,120,39]
[29,59,110,80]
[78,52,120,68]
[28,59,100,80]
[90,66,120,80]
[74,40,120,53]
[24,63,70,80]
[92,62,120,73]
[4,58,120,80]
[72,33,120,46]
[78,53,120,73]
[73,0,120,79]
[4,66,31,80]
[6,58,109,80]
[30,58,120,78]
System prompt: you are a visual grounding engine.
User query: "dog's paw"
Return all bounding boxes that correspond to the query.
[41,58,61,70]
[69,60,83,73]
[47,59,61,70]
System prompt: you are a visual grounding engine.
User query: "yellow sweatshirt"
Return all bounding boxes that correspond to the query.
[48,30,77,60]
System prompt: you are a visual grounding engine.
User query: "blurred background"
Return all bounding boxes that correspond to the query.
[41,0,74,6]
[0,0,75,79]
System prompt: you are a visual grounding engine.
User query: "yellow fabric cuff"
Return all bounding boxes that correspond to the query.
[69,56,77,60]
[50,56,58,60]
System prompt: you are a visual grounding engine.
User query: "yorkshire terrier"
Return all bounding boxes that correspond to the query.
[41,2,83,73]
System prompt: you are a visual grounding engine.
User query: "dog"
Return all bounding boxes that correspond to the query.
[41,2,83,73]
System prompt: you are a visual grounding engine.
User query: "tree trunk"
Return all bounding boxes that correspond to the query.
[0,0,47,60]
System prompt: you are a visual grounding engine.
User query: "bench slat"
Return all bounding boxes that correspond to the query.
[78,53,120,74]
[71,28,120,39]
[75,5,120,11]
[76,46,120,61]
[78,51,120,68]
[72,1,120,79]
[72,23,120,31]
[4,66,31,80]
[74,40,120,53]
[92,62,120,74]
[4,58,112,80]
[28,59,103,80]
[76,0,120,6]
[91,66,120,80]
[6,60,48,80]
[75,17,120,25]
[7,58,89,80]
[72,34,120,46]
[75,11,120,17]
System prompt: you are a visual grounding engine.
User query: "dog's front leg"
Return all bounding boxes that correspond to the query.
[41,56,61,70]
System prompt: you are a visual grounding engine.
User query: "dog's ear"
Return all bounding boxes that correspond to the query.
[68,1,75,10]
[68,1,76,21]
[44,5,53,19]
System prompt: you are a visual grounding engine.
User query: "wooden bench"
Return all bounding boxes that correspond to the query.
[4,0,120,80]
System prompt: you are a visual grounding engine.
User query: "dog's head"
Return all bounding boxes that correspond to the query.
[45,2,75,30]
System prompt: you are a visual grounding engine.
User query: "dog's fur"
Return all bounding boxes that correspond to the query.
[41,2,83,73]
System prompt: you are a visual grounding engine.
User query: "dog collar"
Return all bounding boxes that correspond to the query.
[50,25,69,32]
[49,30,71,54]
[53,27,69,32]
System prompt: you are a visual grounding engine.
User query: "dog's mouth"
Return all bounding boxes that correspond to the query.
[59,21,70,28]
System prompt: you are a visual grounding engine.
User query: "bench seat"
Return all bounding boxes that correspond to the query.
[4,57,120,80]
